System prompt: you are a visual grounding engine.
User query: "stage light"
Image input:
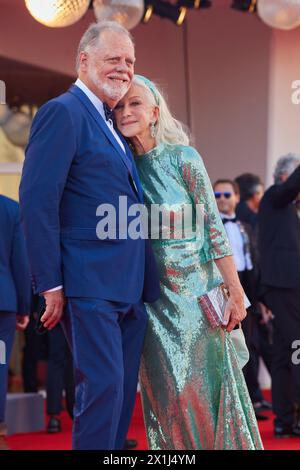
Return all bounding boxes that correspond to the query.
[144,1,187,26]
[177,7,187,25]
[231,0,257,13]
[177,0,212,8]
[143,3,154,23]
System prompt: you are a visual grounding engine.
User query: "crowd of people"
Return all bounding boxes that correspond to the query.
[213,159,300,439]
[0,20,300,451]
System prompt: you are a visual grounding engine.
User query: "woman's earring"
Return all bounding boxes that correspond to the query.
[150,122,157,138]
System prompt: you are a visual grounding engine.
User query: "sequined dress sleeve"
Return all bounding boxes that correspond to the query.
[173,145,232,263]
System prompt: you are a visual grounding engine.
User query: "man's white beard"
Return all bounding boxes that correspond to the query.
[90,67,129,103]
[102,81,129,102]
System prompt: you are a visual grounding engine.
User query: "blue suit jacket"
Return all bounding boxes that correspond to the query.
[0,195,31,314]
[19,85,160,304]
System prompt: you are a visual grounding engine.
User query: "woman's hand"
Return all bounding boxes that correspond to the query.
[214,255,248,333]
[222,287,247,333]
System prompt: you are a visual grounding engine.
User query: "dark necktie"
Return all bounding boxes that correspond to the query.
[222,217,237,224]
[103,102,114,122]
[102,103,134,181]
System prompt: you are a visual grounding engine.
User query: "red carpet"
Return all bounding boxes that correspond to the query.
[6,392,300,450]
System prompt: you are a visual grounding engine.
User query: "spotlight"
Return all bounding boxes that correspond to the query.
[143,1,187,26]
[143,3,154,23]
[177,0,212,8]
[231,0,257,13]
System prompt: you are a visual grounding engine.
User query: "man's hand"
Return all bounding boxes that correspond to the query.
[222,288,247,333]
[16,315,30,331]
[41,289,65,330]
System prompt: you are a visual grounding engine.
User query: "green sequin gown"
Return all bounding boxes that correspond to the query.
[135,143,263,450]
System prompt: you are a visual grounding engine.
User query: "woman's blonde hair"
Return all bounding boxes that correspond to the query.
[133,75,190,147]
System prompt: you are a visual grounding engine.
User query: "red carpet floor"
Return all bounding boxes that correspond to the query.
[6,392,300,450]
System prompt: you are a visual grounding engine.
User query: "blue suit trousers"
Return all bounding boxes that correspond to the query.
[61,298,148,450]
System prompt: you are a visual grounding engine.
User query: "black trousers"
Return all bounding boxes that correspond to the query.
[23,313,74,417]
[22,313,47,393]
[47,323,74,418]
[264,287,300,427]
[239,270,273,403]
[239,270,263,402]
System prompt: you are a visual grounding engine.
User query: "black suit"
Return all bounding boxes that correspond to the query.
[258,165,300,428]
[235,206,273,404]
[22,296,74,419]
[259,166,300,289]
[236,201,258,231]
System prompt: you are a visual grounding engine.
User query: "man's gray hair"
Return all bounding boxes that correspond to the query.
[76,21,134,71]
[274,153,300,184]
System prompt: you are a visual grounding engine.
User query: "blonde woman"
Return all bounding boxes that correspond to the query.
[114,75,263,450]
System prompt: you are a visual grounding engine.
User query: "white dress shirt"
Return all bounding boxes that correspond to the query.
[45,79,126,294]
[220,212,253,272]
[74,78,125,152]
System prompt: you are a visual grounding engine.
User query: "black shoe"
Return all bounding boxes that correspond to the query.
[274,425,300,438]
[255,412,269,421]
[123,439,138,449]
[292,422,300,437]
[253,400,272,412]
[47,416,61,434]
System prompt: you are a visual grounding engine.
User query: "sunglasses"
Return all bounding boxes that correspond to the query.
[214,192,233,199]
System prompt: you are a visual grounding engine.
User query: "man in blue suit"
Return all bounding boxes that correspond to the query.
[19,21,160,450]
[0,195,31,450]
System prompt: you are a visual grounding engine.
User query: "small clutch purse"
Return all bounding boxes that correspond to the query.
[198,283,251,369]
[197,283,251,329]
